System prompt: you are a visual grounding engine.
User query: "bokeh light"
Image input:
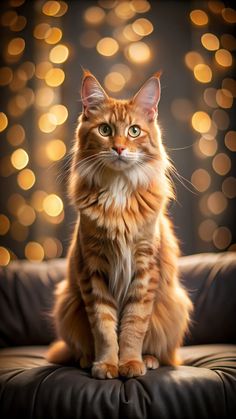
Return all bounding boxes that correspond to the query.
[201,33,219,51]
[190,10,208,26]
[132,18,153,36]
[7,37,25,55]
[198,219,217,242]
[222,177,236,199]
[11,148,29,170]
[212,153,231,175]
[215,49,233,67]
[43,194,63,217]
[25,242,44,262]
[213,227,232,250]
[126,41,151,63]
[193,64,212,83]
[0,214,10,236]
[45,140,66,161]
[191,168,211,192]
[49,44,69,64]
[17,169,35,190]
[104,72,126,92]
[96,37,119,56]
[45,68,65,87]
[191,111,211,133]
[207,191,228,215]
[224,131,236,151]
[0,247,10,266]
[84,6,105,25]
[185,51,204,70]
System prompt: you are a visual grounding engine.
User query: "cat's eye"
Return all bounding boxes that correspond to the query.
[98,123,112,137]
[128,125,141,138]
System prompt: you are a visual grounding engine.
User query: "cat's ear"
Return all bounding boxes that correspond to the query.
[132,72,161,121]
[81,70,108,117]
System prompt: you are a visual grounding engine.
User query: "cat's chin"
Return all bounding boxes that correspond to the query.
[107,159,135,172]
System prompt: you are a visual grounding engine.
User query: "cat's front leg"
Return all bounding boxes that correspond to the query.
[80,270,119,379]
[119,264,158,378]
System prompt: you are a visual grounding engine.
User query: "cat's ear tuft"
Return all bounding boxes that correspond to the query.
[132,72,161,121]
[81,70,108,116]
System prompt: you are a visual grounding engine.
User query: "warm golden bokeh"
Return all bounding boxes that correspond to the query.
[45,68,65,87]
[104,72,126,92]
[96,37,119,56]
[132,18,153,36]
[184,51,204,70]
[43,194,63,217]
[49,44,69,64]
[213,226,232,250]
[126,41,151,63]
[17,169,35,190]
[193,64,212,83]
[191,111,211,133]
[215,49,233,67]
[198,219,217,242]
[0,214,10,235]
[11,148,29,170]
[45,139,66,161]
[25,241,44,262]
[191,168,211,192]
[212,153,231,176]
[84,6,105,25]
[207,191,228,215]
[190,9,208,25]
[0,247,10,266]
[0,112,8,132]
[201,33,219,51]
[224,131,236,152]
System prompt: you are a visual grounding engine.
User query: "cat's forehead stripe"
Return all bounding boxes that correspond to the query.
[109,103,132,125]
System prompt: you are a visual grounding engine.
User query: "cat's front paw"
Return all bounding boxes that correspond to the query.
[143,354,159,369]
[119,360,147,378]
[92,362,119,379]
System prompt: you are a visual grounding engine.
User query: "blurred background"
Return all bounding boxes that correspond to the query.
[0,0,235,266]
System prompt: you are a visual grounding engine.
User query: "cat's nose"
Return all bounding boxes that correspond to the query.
[112,146,126,155]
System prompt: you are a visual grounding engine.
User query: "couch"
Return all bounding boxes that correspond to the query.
[0,252,235,419]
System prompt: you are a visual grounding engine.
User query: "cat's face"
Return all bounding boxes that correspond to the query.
[75,71,166,186]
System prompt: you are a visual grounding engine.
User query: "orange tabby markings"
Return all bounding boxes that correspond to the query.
[47,70,193,379]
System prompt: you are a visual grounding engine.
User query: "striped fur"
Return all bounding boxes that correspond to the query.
[47,71,193,379]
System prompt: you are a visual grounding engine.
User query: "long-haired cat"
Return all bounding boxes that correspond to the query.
[47,70,193,379]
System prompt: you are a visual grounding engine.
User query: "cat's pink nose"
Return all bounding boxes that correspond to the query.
[112,146,126,155]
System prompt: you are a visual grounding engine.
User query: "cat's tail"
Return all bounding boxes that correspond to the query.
[46,340,74,364]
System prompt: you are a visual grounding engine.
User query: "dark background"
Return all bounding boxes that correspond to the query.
[0,0,235,264]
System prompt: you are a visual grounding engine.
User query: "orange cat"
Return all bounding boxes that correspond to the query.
[47,70,193,379]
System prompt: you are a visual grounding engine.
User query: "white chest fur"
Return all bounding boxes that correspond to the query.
[108,240,133,306]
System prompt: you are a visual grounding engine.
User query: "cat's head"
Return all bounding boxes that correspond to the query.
[73,70,169,188]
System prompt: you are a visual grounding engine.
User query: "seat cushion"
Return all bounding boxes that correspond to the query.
[0,345,235,419]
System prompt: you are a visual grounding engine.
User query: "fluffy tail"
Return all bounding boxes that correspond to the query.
[46,340,74,364]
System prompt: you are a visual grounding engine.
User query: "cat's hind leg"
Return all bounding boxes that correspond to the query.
[46,280,94,368]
